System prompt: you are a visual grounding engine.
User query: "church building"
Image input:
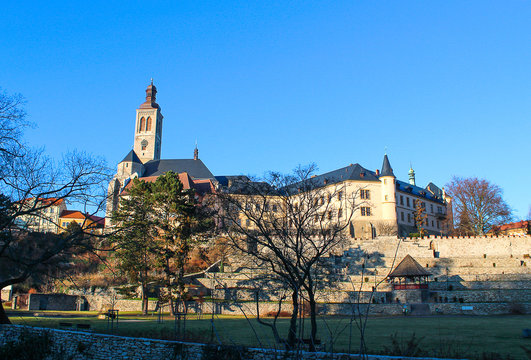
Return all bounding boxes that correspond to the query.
[106,82,452,237]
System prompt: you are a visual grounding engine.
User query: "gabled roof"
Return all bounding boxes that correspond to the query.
[120,150,141,163]
[396,180,445,204]
[123,172,215,195]
[59,210,105,226]
[388,255,431,278]
[380,154,394,177]
[300,163,380,189]
[426,182,443,198]
[143,159,214,179]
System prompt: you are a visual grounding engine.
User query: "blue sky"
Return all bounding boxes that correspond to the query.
[2,1,530,218]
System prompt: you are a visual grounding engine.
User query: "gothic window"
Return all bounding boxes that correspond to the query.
[146,117,152,131]
[139,117,145,132]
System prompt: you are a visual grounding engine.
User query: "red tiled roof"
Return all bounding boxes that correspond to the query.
[123,172,215,195]
[494,220,530,232]
[18,197,65,206]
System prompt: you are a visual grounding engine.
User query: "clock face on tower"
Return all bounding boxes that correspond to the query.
[141,139,148,150]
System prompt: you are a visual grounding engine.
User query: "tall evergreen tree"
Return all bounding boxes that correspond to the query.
[111,179,157,315]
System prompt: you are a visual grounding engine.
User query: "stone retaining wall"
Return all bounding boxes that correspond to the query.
[0,325,459,360]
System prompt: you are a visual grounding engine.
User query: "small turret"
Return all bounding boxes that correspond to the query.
[379,154,397,224]
[194,141,199,160]
[408,164,416,186]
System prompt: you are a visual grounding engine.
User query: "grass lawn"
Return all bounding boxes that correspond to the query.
[8,311,531,359]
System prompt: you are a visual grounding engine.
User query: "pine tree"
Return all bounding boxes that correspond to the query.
[111,179,158,315]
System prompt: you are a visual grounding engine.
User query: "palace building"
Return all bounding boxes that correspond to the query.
[106,82,452,237]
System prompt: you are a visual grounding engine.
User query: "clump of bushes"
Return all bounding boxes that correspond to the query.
[0,328,52,360]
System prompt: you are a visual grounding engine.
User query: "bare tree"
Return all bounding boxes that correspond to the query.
[0,89,112,324]
[445,176,512,235]
[217,164,363,351]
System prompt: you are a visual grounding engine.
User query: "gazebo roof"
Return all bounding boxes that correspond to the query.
[388,255,431,278]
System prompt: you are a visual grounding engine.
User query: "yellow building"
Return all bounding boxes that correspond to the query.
[58,210,105,234]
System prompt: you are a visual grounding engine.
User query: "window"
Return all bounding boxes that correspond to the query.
[320,196,325,205]
[146,117,152,131]
[338,191,343,201]
[432,220,434,227]
[272,204,278,212]
[400,195,404,205]
[62,222,68,227]
[422,202,426,209]
[430,204,434,213]
[338,209,343,218]
[437,206,443,214]
[361,207,371,216]
[328,211,332,220]
[360,189,370,200]
[138,117,145,132]
[384,179,387,184]
[384,195,388,201]
[407,213,411,223]
[437,220,440,229]
[406,197,410,207]
[401,212,404,221]
[327,194,331,203]
[141,139,148,151]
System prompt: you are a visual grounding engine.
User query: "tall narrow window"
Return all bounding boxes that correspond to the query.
[139,117,145,132]
[146,117,152,131]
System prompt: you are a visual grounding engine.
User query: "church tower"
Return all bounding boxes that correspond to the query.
[134,80,163,163]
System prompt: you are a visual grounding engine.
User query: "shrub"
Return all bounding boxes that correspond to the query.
[509,302,526,315]
[0,328,52,360]
[263,310,292,318]
[201,344,248,360]
[381,332,426,357]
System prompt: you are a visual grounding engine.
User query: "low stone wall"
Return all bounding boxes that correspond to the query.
[0,325,457,360]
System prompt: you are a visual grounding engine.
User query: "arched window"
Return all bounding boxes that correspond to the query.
[139,117,145,132]
[146,117,152,131]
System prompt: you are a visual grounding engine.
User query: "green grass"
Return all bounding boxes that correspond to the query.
[8,312,531,359]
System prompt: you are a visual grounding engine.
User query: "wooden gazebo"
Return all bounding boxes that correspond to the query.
[388,255,431,290]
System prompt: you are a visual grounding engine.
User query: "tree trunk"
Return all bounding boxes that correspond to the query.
[287,289,298,349]
[141,284,148,315]
[0,293,11,324]
[308,295,318,352]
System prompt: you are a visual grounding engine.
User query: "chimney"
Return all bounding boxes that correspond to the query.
[375,169,380,176]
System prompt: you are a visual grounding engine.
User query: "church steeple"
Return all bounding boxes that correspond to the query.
[134,80,163,163]
[194,141,199,160]
[140,79,159,109]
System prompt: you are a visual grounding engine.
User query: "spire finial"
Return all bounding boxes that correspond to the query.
[384,146,387,155]
[193,140,199,160]
[150,78,153,85]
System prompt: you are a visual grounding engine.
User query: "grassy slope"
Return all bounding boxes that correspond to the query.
[9,312,530,359]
